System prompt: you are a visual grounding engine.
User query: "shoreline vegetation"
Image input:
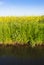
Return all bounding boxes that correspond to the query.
[0,16,44,47]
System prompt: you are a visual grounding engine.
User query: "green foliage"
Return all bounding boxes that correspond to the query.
[0,16,44,47]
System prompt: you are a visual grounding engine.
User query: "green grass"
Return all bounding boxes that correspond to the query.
[0,16,44,47]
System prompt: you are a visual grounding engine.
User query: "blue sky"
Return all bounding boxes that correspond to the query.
[0,0,44,16]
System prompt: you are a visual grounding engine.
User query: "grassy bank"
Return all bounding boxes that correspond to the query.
[0,16,44,47]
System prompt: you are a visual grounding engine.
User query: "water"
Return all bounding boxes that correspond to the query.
[0,56,44,65]
[0,45,44,65]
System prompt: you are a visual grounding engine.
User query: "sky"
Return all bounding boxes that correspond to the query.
[0,0,44,16]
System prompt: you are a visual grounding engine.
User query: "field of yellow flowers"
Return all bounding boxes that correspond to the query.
[0,16,44,47]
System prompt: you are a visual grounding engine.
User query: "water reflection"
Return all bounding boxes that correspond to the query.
[0,45,44,65]
[0,45,44,58]
[0,56,44,65]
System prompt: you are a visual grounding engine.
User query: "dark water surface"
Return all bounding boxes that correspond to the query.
[0,56,44,65]
[0,45,44,65]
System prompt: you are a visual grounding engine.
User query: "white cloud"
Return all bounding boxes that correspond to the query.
[0,6,44,16]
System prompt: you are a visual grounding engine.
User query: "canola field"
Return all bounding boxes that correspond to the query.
[0,16,44,47]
